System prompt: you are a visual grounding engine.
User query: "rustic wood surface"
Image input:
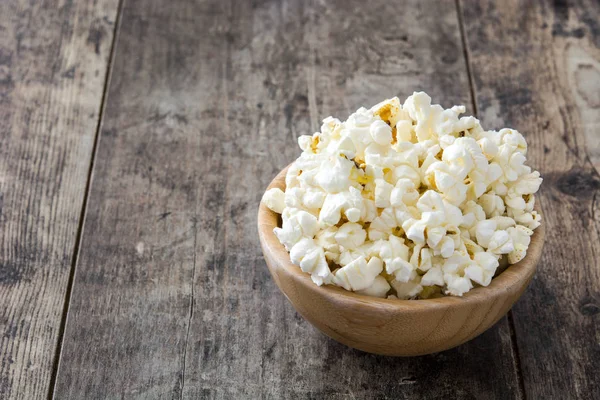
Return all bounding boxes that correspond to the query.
[0,0,597,398]
[462,0,600,398]
[0,0,119,399]
[54,0,523,398]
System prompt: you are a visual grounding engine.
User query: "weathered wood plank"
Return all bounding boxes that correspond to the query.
[461,0,600,398]
[56,0,522,398]
[0,0,120,398]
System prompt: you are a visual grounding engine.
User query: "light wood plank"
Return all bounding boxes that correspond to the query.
[461,0,600,398]
[0,0,120,398]
[56,0,523,398]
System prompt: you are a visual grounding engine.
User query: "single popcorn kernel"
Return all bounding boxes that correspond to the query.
[263,92,542,299]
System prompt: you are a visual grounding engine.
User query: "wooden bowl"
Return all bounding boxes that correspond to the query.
[258,167,545,356]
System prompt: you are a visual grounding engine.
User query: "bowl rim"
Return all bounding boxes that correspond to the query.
[258,165,545,311]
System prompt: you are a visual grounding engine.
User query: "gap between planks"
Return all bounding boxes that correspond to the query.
[47,0,126,398]
[455,1,526,399]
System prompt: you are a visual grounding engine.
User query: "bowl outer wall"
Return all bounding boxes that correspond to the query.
[258,166,545,356]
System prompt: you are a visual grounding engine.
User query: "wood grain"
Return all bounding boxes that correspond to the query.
[460,0,600,398]
[56,0,524,398]
[0,0,119,398]
[259,166,545,357]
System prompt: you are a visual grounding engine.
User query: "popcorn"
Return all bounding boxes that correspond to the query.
[395,120,413,143]
[390,273,423,299]
[333,256,383,291]
[487,230,514,255]
[262,188,285,214]
[507,225,533,263]
[475,220,497,248]
[303,189,327,209]
[445,274,473,296]
[380,235,413,281]
[335,222,367,249]
[390,179,419,207]
[370,120,393,146]
[421,266,444,286]
[464,252,499,286]
[315,156,354,193]
[262,92,543,298]
[289,238,332,285]
[319,187,364,226]
[274,209,319,250]
[425,161,468,206]
[374,179,394,208]
[479,192,505,217]
[356,275,391,298]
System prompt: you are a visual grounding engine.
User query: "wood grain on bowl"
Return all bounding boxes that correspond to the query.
[259,167,545,356]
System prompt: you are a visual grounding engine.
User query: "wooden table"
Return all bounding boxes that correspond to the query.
[1,0,598,398]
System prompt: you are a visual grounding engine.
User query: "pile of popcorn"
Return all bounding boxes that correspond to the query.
[262,92,542,298]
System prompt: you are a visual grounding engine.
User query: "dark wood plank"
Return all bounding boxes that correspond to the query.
[56,0,523,398]
[460,0,600,398]
[0,0,120,398]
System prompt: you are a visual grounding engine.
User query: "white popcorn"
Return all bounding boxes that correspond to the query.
[284,187,305,209]
[442,139,477,178]
[421,266,444,287]
[374,179,394,207]
[461,201,486,229]
[425,161,468,206]
[475,220,497,248]
[315,156,354,193]
[462,236,484,255]
[509,171,543,196]
[263,92,542,298]
[390,179,419,207]
[274,209,319,250]
[395,120,413,143]
[410,245,433,272]
[319,187,364,226]
[333,256,383,291]
[487,230,514,254]
[356,275,391,298]
[479,192,505,217]
[331,135,357,159]
[289,238,332,285]
[338,250,359,267]
[498,128,527,154]
[478,137,498,160]
[390,274,423,299]
[495,142,528,182]
[369,207,398,239]
[298,135,313,152]
[370,119,393,145]
[507,225,533,264]
[302,189,326,210]
[464,252,499,286]
[335,222,367,250]
[438,236,455,258]
[315,226,340,253]
[262,188,286,214]
[445,274,473,296]
[491,215,517,230]
[394,164,421,188]
[380,235,413,281]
